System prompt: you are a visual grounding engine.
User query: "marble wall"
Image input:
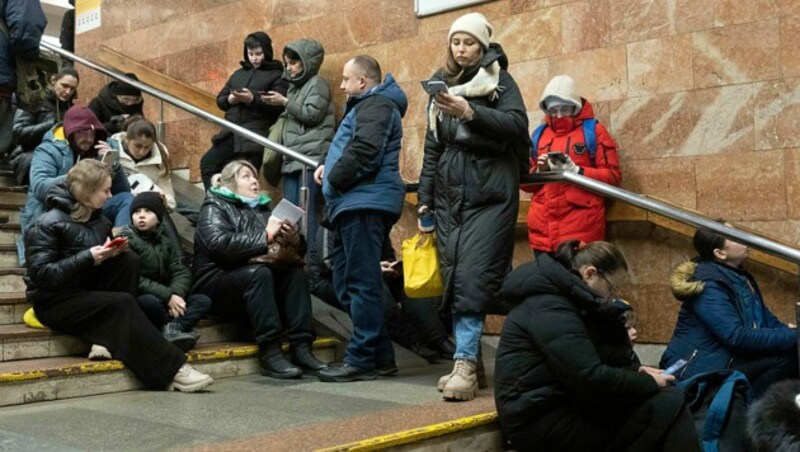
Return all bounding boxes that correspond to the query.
[76,0,800,342]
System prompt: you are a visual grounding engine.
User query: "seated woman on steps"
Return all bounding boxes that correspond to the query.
[191,160,326,380]
[23,159,213,393]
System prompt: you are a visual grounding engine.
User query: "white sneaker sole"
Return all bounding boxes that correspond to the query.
[171,376,214,393]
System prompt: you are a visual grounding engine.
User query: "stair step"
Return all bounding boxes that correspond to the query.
[0,190,26,206]
[0,338,338,407]
[0,318,252,361]
[0,293,27,326]
[0,205,22,221]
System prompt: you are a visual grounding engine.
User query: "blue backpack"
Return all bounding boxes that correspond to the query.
[530,118,597,166]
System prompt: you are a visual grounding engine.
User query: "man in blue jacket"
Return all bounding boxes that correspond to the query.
[1,0,47,155]
[314,55,407,382]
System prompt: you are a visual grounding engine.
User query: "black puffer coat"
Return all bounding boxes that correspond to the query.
[23,183,111,305]
[13,89,74,152]
[214,32,288,155]
[87,81,145,134]
[494,254,658,437]
[192,188,308,292]
[417,44,529,314]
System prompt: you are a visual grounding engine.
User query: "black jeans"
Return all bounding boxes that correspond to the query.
[195,264,315,346]
[733,352,799,397]
[199,133,262,190]
[33,252,185,390]
[136,293,212,331]
[505,386,700,452]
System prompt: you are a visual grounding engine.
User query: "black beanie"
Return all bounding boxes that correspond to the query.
[115,73,142,97]
[130,192,166,224]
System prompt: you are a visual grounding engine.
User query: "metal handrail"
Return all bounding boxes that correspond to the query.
[522,172,800,263]
[40,41,320,168]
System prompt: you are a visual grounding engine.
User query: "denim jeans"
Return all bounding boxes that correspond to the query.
[282,168,319,242]
[453,312,484,361]
[103,192,133,228]
[332,210,395,370]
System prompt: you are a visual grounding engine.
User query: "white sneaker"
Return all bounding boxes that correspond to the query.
[88,344,111,361]
[171,364,214,393]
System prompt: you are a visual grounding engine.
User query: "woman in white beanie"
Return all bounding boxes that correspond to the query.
[417,12,529,402]
[524,75,622,254]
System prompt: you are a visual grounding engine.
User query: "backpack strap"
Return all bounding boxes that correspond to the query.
[530,123,546,162]
[581,118,597,166]
[700,370,750,452]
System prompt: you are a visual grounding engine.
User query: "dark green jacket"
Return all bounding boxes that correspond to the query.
[121,223,190,302]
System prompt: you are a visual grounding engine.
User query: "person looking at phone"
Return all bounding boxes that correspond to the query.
[20,105,133,261]
[192,160,326,380]
[88,72,144,135]
[199,32,288,190]
[661,224,798,397]
[495,240,699,451]
[523,75,622,255]
[259,39,335,246]
[416,12,529,401]
[24,159,214,393]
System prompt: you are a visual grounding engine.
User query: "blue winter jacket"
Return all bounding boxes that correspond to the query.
[322,74,407,224]
[0,0,47,90]
[660,260,796,380]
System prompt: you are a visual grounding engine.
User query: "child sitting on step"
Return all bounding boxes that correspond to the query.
[120,192,211,352]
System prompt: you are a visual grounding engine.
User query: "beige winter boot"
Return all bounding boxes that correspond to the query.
[442,359,478,401]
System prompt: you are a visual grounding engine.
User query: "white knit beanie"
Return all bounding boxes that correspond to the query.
[539,75,582,113]
[449,12,493,49]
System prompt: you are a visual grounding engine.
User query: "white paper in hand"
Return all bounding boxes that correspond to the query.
[272,198,305,226]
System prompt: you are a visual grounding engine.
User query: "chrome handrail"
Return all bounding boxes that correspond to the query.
[40,41,319,168]
[523,172,800,263]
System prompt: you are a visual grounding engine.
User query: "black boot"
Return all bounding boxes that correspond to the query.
[291,343,328,375]
[163,322,199,353]
[259,343,303,379]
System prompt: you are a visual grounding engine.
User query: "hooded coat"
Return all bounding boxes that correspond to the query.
[660,260,796,380]
[524,90,621,252]
[23,183,111,305]
[87,80,145,134]
[322,74,407,224]
[109,131,176,210]
[494,254,658,444]
[417,44,529,314]
[214,32,288,155]
[0,0,47,92]
[20,105,128,235]
[279,39,335,174]
[13,88,74,152]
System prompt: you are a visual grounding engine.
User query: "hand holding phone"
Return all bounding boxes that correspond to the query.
[420,79,448,96]
[104,237,128,249]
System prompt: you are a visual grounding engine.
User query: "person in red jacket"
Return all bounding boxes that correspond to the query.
[524,75,622,254]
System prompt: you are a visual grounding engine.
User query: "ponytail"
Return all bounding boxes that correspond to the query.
[554,240,629,276]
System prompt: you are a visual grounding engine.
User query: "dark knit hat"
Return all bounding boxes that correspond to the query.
[130,191,166,224]
[115,73,142,97]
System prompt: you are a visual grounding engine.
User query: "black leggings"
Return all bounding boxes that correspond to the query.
[34,252,185,390]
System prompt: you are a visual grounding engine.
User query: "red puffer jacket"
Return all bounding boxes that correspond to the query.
[523,100,621,252]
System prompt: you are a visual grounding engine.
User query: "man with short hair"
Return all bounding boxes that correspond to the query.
[315,55,408,382]
[0,0,47,155]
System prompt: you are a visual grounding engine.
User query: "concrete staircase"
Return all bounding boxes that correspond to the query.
[0,177,338,408]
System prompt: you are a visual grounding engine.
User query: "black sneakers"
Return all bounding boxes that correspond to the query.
[163,322,199,353]
[318,363,377,382]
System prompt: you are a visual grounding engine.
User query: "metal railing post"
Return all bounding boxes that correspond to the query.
[157,99,166,142]
[299,165,309,236]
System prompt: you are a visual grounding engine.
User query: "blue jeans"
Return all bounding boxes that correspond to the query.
[332,210,395,370]
[103,192,133,228]
[282,169,318,240]
[453,312,484,361]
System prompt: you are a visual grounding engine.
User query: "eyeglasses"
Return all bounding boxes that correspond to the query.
[597,271,620,297]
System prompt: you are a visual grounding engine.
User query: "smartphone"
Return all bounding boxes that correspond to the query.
[102,150,119,166]
[105,237,128,249]
[662,358,688,376]
[547,152,567,163]
[420,79,448,96]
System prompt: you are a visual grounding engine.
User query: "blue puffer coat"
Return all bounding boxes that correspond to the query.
[322,74,407,224]
[0,0,47,90]
[660,260,797,380]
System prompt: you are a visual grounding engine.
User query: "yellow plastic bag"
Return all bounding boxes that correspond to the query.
[402,233,443,298]
[23,307,45,329]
